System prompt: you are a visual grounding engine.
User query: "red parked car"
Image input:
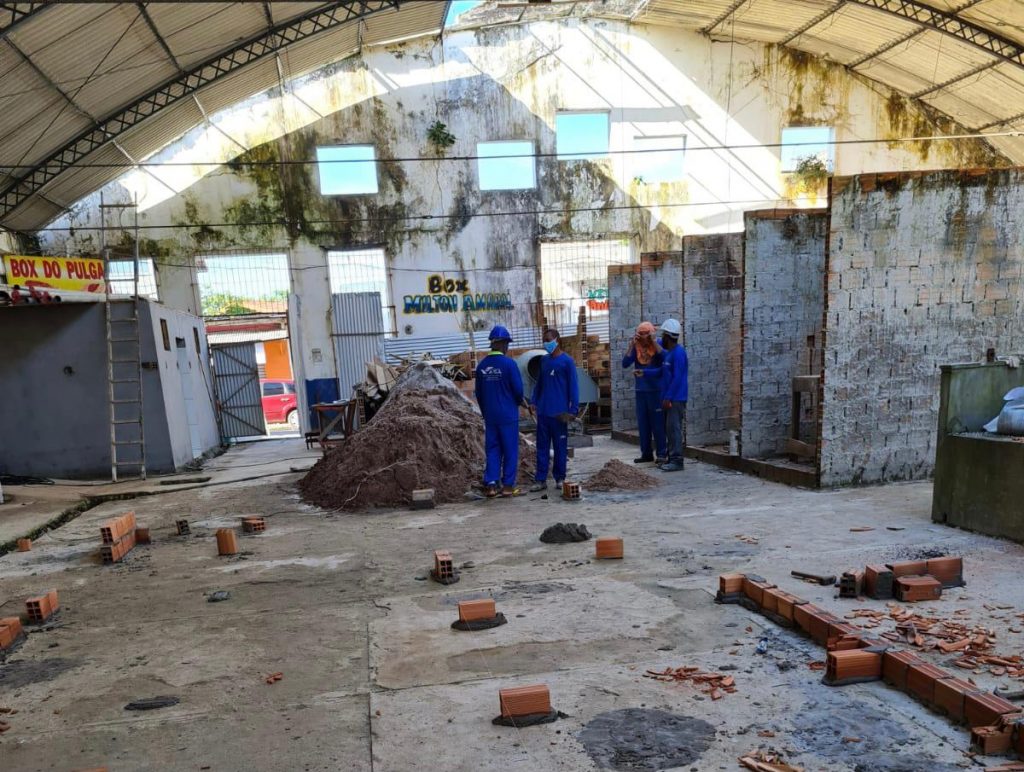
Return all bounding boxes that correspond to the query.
[261,379,298,428]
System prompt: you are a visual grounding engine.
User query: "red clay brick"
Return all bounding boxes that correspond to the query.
[966,693,1019,729]
[216,529,239,556]
[934,678,982,723]
[433,550,454,580]
[926,556,963,587]
[742,578,773,606]
[135,527,151,544]
[499,684,551,718]
[595,537,623,560]
[882,650,924,690]
[793,603,826,638]
[888,560,928,578]
[864,564,894,599]
[826,649,882,682]
[895,575,942,602]
[458,599,497,622]
[719,574,744,595]
[0,624,15,649]
[906,662,951,704]
[761,587,786,615]
[971,725,1014,756]
[25,594,53,623]
[16,538,31,552]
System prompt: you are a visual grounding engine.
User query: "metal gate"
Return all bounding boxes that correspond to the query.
[211,342,266,439]
[331,292,386,399]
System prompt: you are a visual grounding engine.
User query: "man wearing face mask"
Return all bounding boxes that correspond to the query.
[658,318,688,472]
[528,329,579,492]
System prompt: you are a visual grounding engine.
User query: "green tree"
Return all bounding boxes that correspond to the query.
[201,292,256,317]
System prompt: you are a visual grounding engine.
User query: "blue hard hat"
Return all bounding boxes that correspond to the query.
[488,325,512,341]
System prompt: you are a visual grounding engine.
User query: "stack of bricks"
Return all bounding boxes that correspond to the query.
[718,570,1024,762]
[25,589,59,623]
[0,615,24,651]
[841,556,963,601]
[100,512,136,564]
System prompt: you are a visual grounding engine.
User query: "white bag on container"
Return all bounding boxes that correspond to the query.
[983,386,1024,436]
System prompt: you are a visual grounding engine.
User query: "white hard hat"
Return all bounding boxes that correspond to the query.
[660,318,682,337]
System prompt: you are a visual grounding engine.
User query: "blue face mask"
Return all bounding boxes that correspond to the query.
[543,341,558,354]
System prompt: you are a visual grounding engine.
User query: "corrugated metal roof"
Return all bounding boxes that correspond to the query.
[0,1,447,231]
[638,0,1024,161]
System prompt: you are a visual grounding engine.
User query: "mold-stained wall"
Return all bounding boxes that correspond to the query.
[36,19,1007,401]
[820,169,1024,487]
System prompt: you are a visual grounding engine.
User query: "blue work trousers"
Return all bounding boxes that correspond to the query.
[484,421,520,487]
[666,401,687,466]
[535,415,568,483]
[635,390,667,459]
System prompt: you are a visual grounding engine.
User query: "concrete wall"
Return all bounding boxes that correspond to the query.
[609,264,644,434]
[35,18,1005,406]
[820,170,1024,486]
[0,300,218,478]
[741,210,827,459]
[683,233,744,447]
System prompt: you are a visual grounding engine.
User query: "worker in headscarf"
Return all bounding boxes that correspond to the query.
[474,325,525,498]
[622,321,666,465]
[659,318,688,472]
[528,328,579,491]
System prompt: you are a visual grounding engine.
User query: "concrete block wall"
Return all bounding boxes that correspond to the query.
[609,264,643,433]
[741,209,828,459]
[684,233,744,446]
[820,170,1024,486]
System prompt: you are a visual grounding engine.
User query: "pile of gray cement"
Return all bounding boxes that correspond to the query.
[583,459,660,491]
[539,523,592,543]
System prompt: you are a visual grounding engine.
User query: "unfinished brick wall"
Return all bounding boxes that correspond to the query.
[684,233,744,447]
[820,170,1024,486]
[609,264,643,433]
[741,209,828,459]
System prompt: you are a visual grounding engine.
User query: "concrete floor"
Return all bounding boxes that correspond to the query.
[1,436,1022,771]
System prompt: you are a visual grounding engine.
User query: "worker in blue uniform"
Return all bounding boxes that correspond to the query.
[528,328,579,491]
[659,318,689,472]
[622,320,666,465]
[474,325,525,498]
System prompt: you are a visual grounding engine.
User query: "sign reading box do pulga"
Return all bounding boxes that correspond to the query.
[2,255,106,293]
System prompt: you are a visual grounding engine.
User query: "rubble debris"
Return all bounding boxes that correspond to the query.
[643,665,737,698]
[582,459,659,491]
[299,387,533,510]
[265,673,283,685]
[738,749,804,772]
[539,523,591,543]
[124,696,179,711]
[736,534,760,545]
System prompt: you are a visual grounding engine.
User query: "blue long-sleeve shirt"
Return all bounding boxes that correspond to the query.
[661,345,689,403]
[621,349,664,393]
[530,352,579,417]
[475,352,524,425]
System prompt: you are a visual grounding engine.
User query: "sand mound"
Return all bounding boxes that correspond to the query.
[299,387,533,510]
[583,459,660,491]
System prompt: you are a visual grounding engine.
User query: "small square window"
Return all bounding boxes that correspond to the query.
[632,135,686,183]
[477,141,536,190]
[556,112,609,160]
[317,145,378,195]
[781,126,834,173]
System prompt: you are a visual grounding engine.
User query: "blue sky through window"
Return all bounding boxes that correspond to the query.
[478,141,536,190]
[632,135,686,183]
[781,126,834,172]
[317,145,379,195]
[556,112,610,160]
[445,0,483,27]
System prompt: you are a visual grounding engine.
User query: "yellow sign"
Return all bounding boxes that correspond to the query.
[2,255,106,293]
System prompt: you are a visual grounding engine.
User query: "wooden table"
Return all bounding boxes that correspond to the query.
[312,401,357,452]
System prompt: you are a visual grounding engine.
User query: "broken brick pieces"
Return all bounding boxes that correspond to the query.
[16,538,31,552]
[215,529,238,556]
[595,536,623,560]
[738,749,804,772]
[825,649,882,685]
[927,556,965,588]
[643,666,736,699]
[240,516,266,534]
[264,672,283,685]
[458,599,497,623]
[895,575,942,603]
[25,589,59,623]
[972,723,1016,756]
[499,684,551,718]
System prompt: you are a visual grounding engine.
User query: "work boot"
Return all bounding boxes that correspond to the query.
[485,484,498,498]
[529,481,547,492]
[633,456,655,464]
[655,456,667,466]
[660,462,684,472]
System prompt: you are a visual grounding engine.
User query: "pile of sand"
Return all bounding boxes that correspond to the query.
[299,386,534,510]
[583,459,661,491]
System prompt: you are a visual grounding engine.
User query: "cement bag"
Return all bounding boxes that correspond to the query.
[984,386,1024,436]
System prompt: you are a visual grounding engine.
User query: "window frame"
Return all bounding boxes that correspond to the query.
[316,144,380,196]
[780,126,835,173]
[631,133,687,183]
[555,110,611,161]
[263,381,285,396]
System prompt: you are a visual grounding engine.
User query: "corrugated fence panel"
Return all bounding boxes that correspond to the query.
[211,342,266,438]
[332,292,386,397]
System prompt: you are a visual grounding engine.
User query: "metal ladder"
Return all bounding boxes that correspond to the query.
[102,193,146,481]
